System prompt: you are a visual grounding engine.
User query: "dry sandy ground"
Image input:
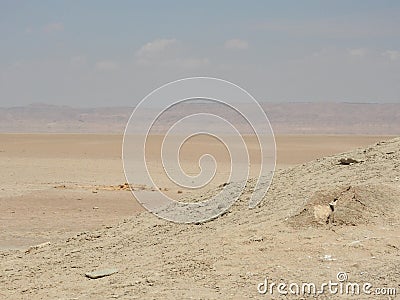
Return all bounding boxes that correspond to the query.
[0,134,399,299]
[0,134,390,249]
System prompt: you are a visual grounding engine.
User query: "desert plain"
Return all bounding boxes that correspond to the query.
[1,133,399,299]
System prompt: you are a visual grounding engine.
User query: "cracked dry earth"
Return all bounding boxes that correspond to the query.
[1,138,400,299]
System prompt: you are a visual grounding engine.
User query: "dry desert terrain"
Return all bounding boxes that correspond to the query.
[0,134,399,299]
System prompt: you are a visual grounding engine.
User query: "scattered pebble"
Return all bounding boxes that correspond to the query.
[322,254,336,261]
[26,241,51,253]
[250,236,264,242]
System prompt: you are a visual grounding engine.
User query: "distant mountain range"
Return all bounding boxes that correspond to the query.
[0,103,399,134]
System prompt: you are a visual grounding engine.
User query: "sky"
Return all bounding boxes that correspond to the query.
[0,0,399,107]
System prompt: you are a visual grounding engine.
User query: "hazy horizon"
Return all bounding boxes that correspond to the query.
[1,102,399,135]
[0,100,399,109]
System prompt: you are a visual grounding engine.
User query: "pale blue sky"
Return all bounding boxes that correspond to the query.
[0,1,399,106]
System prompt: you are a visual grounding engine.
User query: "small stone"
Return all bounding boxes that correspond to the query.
[85,268,118,279]
[339,158,359,165]
[348,240,361,247]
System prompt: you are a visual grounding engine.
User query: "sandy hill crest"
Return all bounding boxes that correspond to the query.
[1,137,399,299]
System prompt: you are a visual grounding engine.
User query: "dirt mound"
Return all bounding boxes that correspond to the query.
[289,184,400,227]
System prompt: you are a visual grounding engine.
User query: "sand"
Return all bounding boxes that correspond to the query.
[0,134,399,299]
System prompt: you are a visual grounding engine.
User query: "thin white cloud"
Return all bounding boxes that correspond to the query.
[95,60,119,71]
[382,50,400,61]
[224,39,249,50]
[348,48,367,57]
[43,22,64,33]
[135,38,208,68]
[135,38,179,64]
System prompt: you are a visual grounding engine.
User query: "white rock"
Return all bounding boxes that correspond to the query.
[85,268,118,279]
